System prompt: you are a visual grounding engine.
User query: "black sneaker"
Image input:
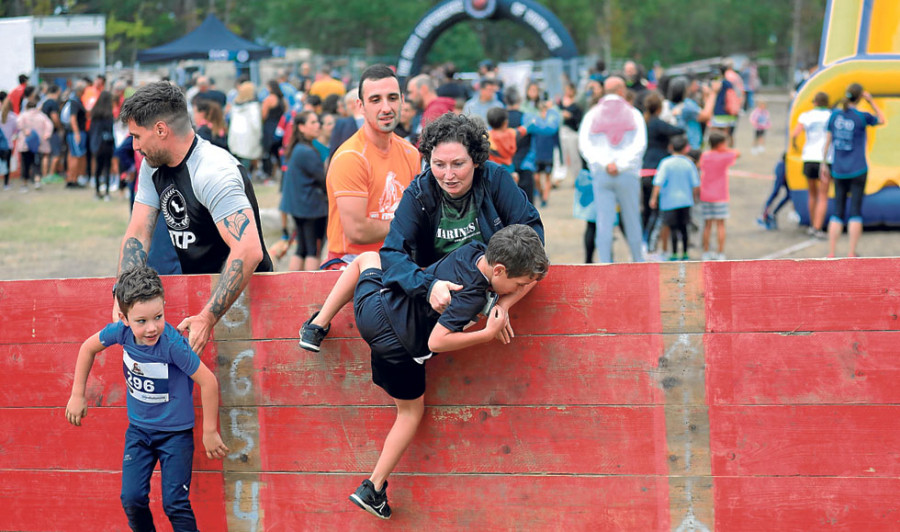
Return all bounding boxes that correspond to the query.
[298,312,330,352]
[349,479,391,519]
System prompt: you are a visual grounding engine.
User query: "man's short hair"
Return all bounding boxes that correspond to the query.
[418,112,490,166]
[358,64,397,100]
[480,78,499,88]
[115,265,165,316]
[485,225,549,280]
[486,107,508,129]
[119,81,193,136]
[408,74,435,93]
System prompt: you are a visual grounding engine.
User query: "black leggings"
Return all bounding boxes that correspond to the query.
[665,207,691,255]
[1,151,11,185]
[20,152,39,184]
[584,221,596,263]
[95,150,113,195]
[832,173,867,224]
[292,216,327,258]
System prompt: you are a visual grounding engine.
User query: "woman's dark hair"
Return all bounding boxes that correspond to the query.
[418,112,490,166]
[288,110,317,159]
[196,99,226,135]
[643,91,663,122]
[322,93,341,115]
[267,79,284,100]
[843,83,863,111]
[667,76,688,105]
[90,90,115,121]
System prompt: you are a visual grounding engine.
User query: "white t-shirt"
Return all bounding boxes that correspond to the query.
[798,108,833,162]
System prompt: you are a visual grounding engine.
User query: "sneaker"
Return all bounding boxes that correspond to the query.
[680,253,690,261]
[298,312,330,352]
[34,181,42,190]
[349,479,391,520]
[806,226,816,236]
[716,252,727,261]
[765,214,777,230]
[756,216,768,229]
[701,251,714,261]
[667,254,679,261]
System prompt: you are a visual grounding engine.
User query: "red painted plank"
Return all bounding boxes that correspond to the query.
[251,335,666,406]
[3,342,220,407]
[715,477,900,531]
[0,408,225,471]
[0,276,210,344]
[710,405,900,477]
[0,470,226,532]
[704,259,900,333]
[706,332,900,405]
[256,406,668,475]
[248,264,663,340]
[255,473,670,531]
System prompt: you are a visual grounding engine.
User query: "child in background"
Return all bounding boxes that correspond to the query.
[299,225,549,519]
[486,107,527,183]
[649,135,700,260]
[699,132,739,260]
[750,100,770,154]
[66,266,228,531]
[757,153,792,230]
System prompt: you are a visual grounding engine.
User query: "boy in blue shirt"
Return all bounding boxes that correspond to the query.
[299,224,549,519]
[649,135,700,260]
[66,265,228,531]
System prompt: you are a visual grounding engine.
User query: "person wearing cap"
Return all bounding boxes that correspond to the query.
[462,78,504,124]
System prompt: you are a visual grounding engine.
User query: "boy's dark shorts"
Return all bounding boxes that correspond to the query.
[354,268,425,400]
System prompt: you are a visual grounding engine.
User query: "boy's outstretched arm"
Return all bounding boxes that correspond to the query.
[190,363,229,460]
[429,306,508,353]
[66,332,105,427]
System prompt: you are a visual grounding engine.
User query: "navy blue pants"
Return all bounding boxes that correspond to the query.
[121,424,197,532]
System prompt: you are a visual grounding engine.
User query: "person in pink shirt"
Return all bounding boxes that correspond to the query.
[699,131,739,259]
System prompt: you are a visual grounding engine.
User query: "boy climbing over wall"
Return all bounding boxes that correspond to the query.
[298,224,549,519]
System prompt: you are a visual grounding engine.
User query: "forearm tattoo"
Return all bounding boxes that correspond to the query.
[224,210,250,241]
[210,259,244,319]
[121,238,148,272]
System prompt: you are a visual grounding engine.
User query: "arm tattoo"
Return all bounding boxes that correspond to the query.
[121,238,148,272]
[210,259,244,319]
[224,210,250,241]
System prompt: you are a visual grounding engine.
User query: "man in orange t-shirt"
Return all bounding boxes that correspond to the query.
[325,64,420,265]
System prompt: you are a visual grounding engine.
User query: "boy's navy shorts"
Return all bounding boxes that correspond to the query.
[354,268,425,400]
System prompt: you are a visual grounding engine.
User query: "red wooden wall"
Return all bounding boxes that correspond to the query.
[2,259,899,531]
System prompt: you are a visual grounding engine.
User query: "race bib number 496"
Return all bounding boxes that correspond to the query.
[123,351,170,403]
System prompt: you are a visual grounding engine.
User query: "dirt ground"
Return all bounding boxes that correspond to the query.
[1,92,897,282]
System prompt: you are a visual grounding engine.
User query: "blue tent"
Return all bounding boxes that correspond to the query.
[137,14,271,63]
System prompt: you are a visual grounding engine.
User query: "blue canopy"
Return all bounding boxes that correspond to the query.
[137,14,271,63]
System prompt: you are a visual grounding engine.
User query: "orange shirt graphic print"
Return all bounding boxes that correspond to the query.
[373,171,406,220]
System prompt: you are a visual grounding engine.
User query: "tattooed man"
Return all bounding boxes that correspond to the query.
[116,81,272,353]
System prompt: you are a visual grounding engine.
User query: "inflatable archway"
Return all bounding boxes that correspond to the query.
[787,0,900,226]
[396,0,578,79]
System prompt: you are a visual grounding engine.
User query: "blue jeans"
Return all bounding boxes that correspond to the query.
[592,168,645,263]
[121,424,197,532]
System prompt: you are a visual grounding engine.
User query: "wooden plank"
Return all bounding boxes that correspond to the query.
[248,264,663,340]
[706,331,900,405]
[0,408,224,471]
[704,259,900,333]
[0,275,211,345]
[710,405,900,477]
[4,342,220,408]
[715,477,900,531]
[250,335,666,407]
[251,472,671,531]
[0,470,226,532]
[255,405,668,475]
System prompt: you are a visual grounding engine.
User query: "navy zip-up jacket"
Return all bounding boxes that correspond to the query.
[380,160,544,301]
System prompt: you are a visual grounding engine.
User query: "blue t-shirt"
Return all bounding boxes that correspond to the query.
[827,108,878,178]
[99,321,201,431]
[652,154,700,211]
[383,242,492,357]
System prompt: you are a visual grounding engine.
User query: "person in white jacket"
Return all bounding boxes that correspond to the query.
[227,81,263,170]
[578,76,647,263]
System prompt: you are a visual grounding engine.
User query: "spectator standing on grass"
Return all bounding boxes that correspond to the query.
[791,91,832,237]
[699,132,739,260]
[15,96,53,191]
[89,91,116,200]
[1,93,20,190]
[822,83,885,258]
